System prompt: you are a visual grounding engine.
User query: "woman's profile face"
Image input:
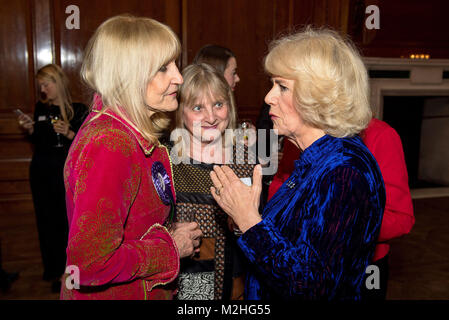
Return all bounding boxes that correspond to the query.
[223,57,240,91]
[146,61,183,112]
[38,78,58,102]
[182,92,230,145]
[264,77,304,137]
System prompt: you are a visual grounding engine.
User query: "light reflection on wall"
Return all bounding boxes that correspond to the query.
[61,47,77,67]
[37,48,53,66]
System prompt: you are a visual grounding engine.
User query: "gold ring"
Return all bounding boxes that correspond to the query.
[215,187,222,196]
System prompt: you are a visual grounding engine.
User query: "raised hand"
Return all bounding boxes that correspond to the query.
[53,119,70,136]
[210,164,263,233]
[17,113,34,134]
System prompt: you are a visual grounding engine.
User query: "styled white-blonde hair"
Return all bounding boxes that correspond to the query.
[265,26,371,137]
[81,15,181,144]
[37,64,74,122]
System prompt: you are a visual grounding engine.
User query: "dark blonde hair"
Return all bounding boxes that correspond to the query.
[176,63,236,130]
[81,15,181,144]
[37,64,74,122]
[265,26,371,137]
[172,63,237,157]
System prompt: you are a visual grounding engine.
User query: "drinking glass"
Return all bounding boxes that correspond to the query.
[50,114,64,147]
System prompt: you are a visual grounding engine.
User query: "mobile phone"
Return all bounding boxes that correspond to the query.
[13,108,25,116]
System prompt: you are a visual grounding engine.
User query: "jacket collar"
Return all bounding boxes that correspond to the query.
[91,93,157,155]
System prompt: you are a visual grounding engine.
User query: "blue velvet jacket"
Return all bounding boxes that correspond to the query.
[238,134,386,300]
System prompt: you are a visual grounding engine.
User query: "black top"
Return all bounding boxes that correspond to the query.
[30,101,88,152]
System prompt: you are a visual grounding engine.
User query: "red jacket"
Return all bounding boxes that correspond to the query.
[62,95,179,299]
[268,118,414,262]
[362,118,415,261]
[267,138,301,201]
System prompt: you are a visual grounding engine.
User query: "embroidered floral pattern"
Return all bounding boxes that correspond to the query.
[68,198,122,284]
[63,103,179,300]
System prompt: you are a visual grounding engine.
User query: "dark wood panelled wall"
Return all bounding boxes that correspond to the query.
[1,0,449,204]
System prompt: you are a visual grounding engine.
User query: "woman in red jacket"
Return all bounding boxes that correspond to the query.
[62,15,202,300]
[360,118,415,299]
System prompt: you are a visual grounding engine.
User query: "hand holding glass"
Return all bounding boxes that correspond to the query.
[50,114,64,147]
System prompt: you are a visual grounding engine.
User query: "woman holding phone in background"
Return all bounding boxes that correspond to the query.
[16,64,88,292]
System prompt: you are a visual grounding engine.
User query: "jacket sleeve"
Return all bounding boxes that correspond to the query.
[238,166,381,298]
[368,127,415,242]
[65,129,179,287]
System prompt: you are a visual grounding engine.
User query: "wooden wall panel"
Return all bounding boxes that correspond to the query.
[0,0,34,207]
[32,0,54,71]
[349,0,449,59]
[0,137,33,159]
[0,181,31,195]
[0,160,30,181]
[182,0,354,122]
[0,0,34,115]
[184,0,277,121]
[306,0,351,33]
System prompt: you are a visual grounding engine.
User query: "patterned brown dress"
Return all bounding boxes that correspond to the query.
[171,143,256,300]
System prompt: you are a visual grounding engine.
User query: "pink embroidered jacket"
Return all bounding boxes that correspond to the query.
[61,95,179,300]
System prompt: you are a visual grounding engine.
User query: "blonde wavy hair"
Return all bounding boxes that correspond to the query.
[81,15,181,144]
[172,63,237,158]
[264,26,371,137]
[37,64,74,122]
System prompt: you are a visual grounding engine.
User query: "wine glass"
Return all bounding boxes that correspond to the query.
[238,119,255,142]
[50,114,64,148]
[239,119,253,130]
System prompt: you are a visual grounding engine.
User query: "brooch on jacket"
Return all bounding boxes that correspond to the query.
[151,161,176,224]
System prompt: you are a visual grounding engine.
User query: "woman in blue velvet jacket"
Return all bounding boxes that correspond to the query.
[210,27,386,300]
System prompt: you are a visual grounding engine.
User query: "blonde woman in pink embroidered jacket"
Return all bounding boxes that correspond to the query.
[61,15,202,300]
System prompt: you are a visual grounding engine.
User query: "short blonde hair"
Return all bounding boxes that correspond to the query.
[264,27,371,137]
[175,63,237,130]
[37,64,74,122]
[172,63,237,158]
[81,15,181,144]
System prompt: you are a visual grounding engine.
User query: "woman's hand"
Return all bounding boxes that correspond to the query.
[170,222,203,258]
[17,114,34,134]
[210,164,263,233]
[53,120,74,139]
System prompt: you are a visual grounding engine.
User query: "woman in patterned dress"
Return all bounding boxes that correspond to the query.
[61,15,202,300]
[16,64,88,292]
[168,63,255,300]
